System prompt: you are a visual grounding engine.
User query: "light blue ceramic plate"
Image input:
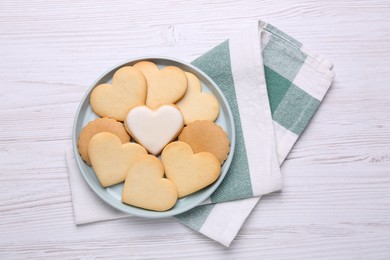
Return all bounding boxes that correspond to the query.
[73,57,235,218]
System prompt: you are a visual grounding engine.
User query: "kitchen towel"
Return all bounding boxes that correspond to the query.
[66,20,335,247]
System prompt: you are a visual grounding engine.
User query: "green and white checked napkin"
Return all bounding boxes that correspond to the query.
[66,20,335,247]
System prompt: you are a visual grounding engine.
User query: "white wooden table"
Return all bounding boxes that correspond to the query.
[1,1,390,259]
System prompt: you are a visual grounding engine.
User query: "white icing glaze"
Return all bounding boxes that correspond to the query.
[125,105,184,155]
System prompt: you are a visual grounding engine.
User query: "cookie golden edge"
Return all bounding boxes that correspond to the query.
[89,66,147,121]
[133,61,188,109]
[121,154,178,211]
[77,117,131,166]
[176,72,220,125]
[88,132,147,187]
[178,120,230,165]
[161,141,221,198]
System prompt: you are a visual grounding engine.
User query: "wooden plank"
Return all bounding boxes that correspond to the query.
[1,0,390,258]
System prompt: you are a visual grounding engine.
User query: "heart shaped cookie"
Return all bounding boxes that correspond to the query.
[178,120,230,165]
[133,61,187,109]
[161,141,221,198]
[88,132,147,187]
[125,105,184,155]
[90,66,147,121]
[122,155,178,211]
[78,117,131,166]
[176,72,219,124]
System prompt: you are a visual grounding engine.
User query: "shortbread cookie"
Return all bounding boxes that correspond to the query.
[133,61,187,109]
[176,72,219,124]
[90,66,147,121]
[125,105,184,155]
[178,120,230,165]
[122,154,178,211]
[88,132,147,187]
[162,141,221,198]
[78,117,131,165]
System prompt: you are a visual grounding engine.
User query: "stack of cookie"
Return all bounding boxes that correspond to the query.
[78,61,230,211]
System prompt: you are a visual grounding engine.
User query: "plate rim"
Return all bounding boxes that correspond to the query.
[72,56,236,218]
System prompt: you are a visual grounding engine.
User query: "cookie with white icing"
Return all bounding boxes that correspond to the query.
[125,105,184,155]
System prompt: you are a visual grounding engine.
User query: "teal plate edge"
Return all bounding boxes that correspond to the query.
[72,56,236,218]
